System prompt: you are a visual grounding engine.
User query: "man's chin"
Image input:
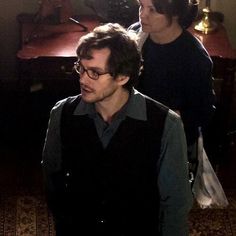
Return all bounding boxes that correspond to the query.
[82,97,93,103]
[81,95,97,103]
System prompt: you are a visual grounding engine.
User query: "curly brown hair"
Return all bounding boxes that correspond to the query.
[76,23,142,92]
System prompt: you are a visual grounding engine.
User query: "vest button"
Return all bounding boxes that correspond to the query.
[97,217,106,224]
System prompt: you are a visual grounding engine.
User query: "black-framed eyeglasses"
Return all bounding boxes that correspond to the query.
[74,61,111,80]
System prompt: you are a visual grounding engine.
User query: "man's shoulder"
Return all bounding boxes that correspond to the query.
[139,93,184,139]
[51,95,81,114]
[54,95,80,108]
[143,93,168,111]
[142,93,182,124]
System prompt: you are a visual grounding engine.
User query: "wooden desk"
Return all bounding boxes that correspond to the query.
[17,15,100,60]
[17,15,100,85]
[188,24,236,59]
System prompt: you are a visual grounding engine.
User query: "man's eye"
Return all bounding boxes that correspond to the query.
[90,70,99,76]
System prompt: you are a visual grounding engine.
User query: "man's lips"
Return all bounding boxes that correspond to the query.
[81,86,93,93]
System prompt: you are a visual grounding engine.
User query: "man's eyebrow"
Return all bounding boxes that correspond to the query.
[86,66,106,72]
[80,62,108,72]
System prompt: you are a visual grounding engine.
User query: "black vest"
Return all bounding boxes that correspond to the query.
[60,95,168,236]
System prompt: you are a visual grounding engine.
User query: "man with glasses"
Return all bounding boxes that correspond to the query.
[42,23,192,236]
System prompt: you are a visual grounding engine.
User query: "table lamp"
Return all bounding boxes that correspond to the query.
[194,0,218,34]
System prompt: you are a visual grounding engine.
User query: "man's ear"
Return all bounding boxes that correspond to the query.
[116,75,130,86]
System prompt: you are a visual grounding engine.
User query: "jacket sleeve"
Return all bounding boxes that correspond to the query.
[182,45,216,145]
[41,99,69,233]
[158,110,193,236]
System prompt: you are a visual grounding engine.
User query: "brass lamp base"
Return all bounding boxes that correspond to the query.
[194,7,218,34]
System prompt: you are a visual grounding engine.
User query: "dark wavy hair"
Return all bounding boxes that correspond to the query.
[140,0,199,29]
[76,23,142,92]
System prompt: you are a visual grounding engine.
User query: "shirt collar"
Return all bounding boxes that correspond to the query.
[73,88,147,121]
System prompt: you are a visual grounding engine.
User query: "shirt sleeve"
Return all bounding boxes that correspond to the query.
[158,110,193,236]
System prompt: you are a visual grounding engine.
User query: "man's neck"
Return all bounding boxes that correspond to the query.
[95,89,130,124]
